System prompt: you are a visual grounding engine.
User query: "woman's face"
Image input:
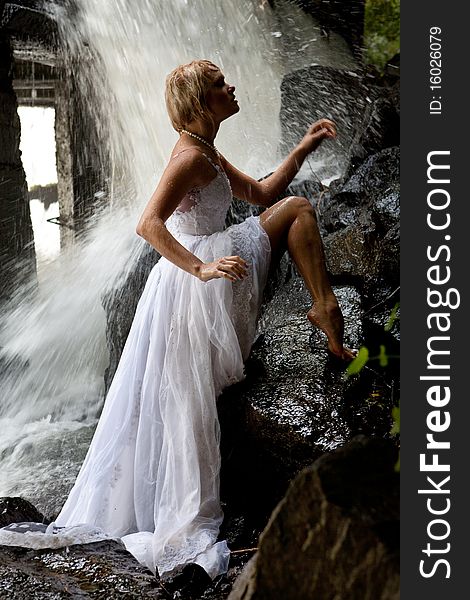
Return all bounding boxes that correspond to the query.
[205,68,239,123]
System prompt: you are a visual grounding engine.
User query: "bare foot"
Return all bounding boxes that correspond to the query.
[307,300,356,362]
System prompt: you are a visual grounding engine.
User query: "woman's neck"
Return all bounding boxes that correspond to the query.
[184,120,219,144]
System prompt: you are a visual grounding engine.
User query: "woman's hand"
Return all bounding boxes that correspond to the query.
[300,118,337,154]
[197,255,248,283]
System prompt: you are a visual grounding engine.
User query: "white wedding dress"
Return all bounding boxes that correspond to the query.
[0,150,271,580]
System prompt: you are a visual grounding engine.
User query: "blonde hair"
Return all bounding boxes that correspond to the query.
[165,60,219,132]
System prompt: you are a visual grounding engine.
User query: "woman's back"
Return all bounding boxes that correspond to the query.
[166,148,233,236]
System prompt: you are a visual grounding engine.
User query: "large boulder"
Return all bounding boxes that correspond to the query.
[280,65,399,180]
[1,1,57,41]
[292,0,366,56]
[102,242,160,392]
[218,264,396,519]
[320,146,400,298]
[229,436,399,600]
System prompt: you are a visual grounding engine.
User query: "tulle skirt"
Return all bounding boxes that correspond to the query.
[0,215,271,580]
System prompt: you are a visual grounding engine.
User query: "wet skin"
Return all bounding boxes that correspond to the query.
[259,196,356,361]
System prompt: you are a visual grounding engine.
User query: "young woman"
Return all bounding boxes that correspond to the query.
[0,60,353,582]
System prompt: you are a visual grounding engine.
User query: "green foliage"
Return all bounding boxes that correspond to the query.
[346,303,400,470]
[346,346,369,375]
[364,0,400,71]
[384,302,399,332]
[378,344,388,367]
[391,403,400,472]
[391,404,400,435]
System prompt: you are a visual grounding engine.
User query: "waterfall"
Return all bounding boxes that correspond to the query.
[0,0,357,514]
[0,0,284,513]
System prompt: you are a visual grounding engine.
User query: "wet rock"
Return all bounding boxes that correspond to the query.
[320,147,400,295]
[326,146,399,210]
[280,65,399,180]
[0,497,257,600]
[163,563,213,598]
[218,270,396,518]
[0,540,167,599]
[229,436,399,600]
[0,496,169,599]
[1,1,58,42]
[286,178,325,205]
[292,0,366,57]
[347,80,399,175]
[102,242,160,392]
[0,497,46,528]
[225,197,261,226]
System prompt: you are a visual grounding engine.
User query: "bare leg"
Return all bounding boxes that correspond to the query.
[260,196,355,360]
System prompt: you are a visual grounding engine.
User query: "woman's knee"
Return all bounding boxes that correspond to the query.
[285,196,316,219]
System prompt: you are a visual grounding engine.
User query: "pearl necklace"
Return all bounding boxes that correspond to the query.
[180,129,219,155]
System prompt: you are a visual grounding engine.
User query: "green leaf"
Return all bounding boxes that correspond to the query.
[385,302,400,332]
[347,347,369,375]
[391,405,400,435]
[379,344,388,367]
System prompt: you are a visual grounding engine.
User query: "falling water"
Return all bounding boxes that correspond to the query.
[0,0,357,514]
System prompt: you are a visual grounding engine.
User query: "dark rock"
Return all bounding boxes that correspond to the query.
[225,197,261,226]
[229,436,399,600]
[320,147,399,295]
[0,496,166,597]
[327,146,399,210]
[0,539,167,599]
[1,1,58,44]
[347,80,399,175]
[280,66,370,180]
[0,495,257,600]
[293,0,366,58]
[382,53,400,86]
[102,241,160,392]
[164,563,212,597]
[218,271,396,520]
[279,65,399,180]
[286,177,325,205]
[0,497,46,528]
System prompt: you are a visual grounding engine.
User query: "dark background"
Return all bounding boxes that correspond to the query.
[401,3,468,597]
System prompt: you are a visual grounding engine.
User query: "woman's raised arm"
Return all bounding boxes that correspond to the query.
[220,118,336,207]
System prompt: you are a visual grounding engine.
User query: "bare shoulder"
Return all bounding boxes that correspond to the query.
[165,146,218,189]
[138,146,220,226]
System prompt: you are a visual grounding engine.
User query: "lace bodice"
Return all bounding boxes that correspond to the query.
[166,152,233,237]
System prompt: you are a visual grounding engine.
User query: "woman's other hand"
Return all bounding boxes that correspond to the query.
[301,118,337,154]
[197,256,248,282]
